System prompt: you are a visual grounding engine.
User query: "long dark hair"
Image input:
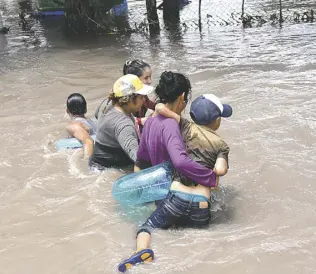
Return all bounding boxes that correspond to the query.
[123,59,150,77]
[155,71,192,104]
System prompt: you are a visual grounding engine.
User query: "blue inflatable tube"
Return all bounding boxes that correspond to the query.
[112,161,173,205]
[55,135,96,150]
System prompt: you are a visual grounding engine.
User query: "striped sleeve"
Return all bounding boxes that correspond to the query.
[115,119,139,162]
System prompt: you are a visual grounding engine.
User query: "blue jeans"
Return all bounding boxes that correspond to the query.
[137,191,211,235]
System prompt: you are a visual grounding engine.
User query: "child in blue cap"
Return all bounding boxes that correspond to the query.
[156,93,233,189]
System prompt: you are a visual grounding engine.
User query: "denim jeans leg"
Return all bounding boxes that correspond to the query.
[137,193,185,235]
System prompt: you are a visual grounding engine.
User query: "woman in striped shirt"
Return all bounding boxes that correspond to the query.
[89,74,153,170]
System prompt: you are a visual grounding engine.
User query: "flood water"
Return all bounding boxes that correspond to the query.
[1,0,316,273]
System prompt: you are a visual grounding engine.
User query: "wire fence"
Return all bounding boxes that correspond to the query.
[8,0,316,34]
[123,0,315,33]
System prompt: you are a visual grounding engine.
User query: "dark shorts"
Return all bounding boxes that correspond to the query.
[137,191,211,235]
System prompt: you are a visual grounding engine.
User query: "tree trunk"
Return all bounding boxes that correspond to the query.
[279,0,283,24]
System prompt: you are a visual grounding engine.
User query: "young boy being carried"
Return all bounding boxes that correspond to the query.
[156,93,232,193]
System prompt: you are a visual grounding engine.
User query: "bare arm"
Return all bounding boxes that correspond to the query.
[66,122,94,157]
[155,103,181,123]
[214,157,228,176]
[214,141,230,176]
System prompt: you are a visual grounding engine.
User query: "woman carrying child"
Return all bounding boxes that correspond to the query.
[118,71,218,272]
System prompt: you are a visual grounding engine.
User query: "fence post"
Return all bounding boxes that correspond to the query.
[0,12,3,29]
[146,0,160,34]
[279,0,283,23]
[198,0,202,31]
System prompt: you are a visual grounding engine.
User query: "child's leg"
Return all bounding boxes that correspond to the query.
[118,221,158,272]
[118,192,184,272]
[136,232,151,251]
[118,229,154,272]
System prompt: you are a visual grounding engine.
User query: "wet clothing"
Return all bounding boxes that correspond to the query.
[136,115,216,235]
[89,105,139,169]
[90,142,134,168]
[95,98,155,135]
[180,117,229,167]
[137,191,211,235]
[136,115,217,187]
[175,117,230,186]
[94,98,108,120]
[73,116,97,135]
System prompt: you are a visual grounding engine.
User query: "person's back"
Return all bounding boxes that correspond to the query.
[180,118,229,169]
[96,105,135,148]
[179,117,230,189]
[73,116,97,135]
[137,115,180,167]
[91,105,137,168]
[138,112,219,189]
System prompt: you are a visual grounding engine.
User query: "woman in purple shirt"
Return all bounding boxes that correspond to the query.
[118,71,217,272]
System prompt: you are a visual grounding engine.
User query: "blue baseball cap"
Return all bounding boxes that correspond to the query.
[190,94,233,125]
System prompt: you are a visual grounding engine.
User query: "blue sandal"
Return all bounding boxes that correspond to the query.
[118,248,154,272]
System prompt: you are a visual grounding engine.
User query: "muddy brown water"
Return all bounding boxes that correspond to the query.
[1,0,316,273]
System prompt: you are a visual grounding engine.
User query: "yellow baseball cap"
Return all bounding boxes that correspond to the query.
[113,74,154,97]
